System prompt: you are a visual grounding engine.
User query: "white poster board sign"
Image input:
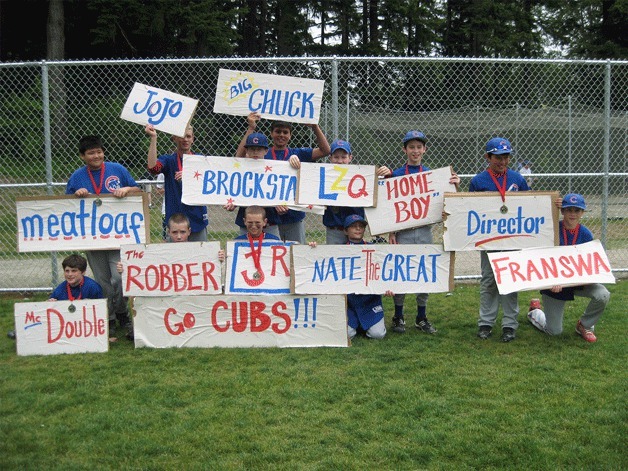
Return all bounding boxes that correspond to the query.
[291,244,454,294]
[296,163,378,208]
[16,195,149,252]
[443,192,559,251]
[213,69,325,124]
[365,166,457,235]
[14,300,109,356]
[488,240,615,295]
[225,240,294,295]
[120,242,222,296]
[120,83,199,137]
[133,295,348,348]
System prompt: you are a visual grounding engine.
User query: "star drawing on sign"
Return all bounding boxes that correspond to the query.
[265,165,272,172]
[227,198,234,205]
[233,162,241,169]
[193,170,201,179]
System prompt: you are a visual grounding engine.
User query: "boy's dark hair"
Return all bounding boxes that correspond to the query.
[270,121,293,132]
[62,254,88,272]
[79,135,104,154]
[244,205,266,219]
[168,212,191,229]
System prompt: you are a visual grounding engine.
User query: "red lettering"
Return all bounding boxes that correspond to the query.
[47,308,64,343]
[250,301,271,332]
[593,252,610,273]
[570,253,593,276]
[232,302,249,332]
[202,262,219,291]
[186,263,202,290]
[145,265,160,291]
[490,256,510,284]
[173,263,186,292]
[271,245,290,277]
[159,263,173,291]
[526,259,543,281]
[347,175,368,198]
[271,301,291,333]
[164,307,184,335]
[126,265,144,291]
[559,255,574,277]
[508,261,526,282]
[211,301,229,332]
[540,257,558,279]
[25,312,40,324]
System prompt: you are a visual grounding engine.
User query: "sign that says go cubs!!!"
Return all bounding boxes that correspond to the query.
[14,300,109,356]
[213,69,325,124]
[133,295,349,348]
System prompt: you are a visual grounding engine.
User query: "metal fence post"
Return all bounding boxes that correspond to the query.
[331,56,339,139]
[602,61,611,248]
[568,95,572,193]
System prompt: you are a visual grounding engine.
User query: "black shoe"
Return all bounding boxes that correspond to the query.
[415,319,437,334]
[477,325,492,339]
[123,321,134,341]
[7,330,16,339]
[109,319,117,334]
[391,316,406,333]
[501,327,516,342]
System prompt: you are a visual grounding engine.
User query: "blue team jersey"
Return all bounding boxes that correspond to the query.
[66,162,137,195]
[234,232,281,241]
[323,206,365,228]
[469,169,530,192]
[50,276,103,300]
[391,163,431,178]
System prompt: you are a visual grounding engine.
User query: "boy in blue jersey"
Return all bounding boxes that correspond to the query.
[146,124,209,242]
[470,137,530,342]
[235,112,331,244]
[527,194,610,342]
[49,254,103,301]
[218,206,281,263]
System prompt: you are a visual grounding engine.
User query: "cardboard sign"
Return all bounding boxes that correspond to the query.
[213,69,325,124]
[120,242,222,296]
[16,195,149,252]
[225,240,295,295]
[365,166,457,235]
[14,300,109,356]
[120,83,199,137]
[133,295,348,348]
[291,244,454,294]
[296,162,378,208]
[488,240,615,295]
[443,192,559,251]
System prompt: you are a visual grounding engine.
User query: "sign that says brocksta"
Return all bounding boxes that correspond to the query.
[214,69,325,124]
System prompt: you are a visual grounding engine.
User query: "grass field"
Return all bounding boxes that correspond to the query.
[1,282,626,470]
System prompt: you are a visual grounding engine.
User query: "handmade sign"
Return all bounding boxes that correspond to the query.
[291,244,454,294]
[16,194,149,252]
[120,242,222,297]
[120,83,198,137]
[365,166,457,235]
[133,295,348,348]
[14,299,109,356]
[213,69,324,124]
[225,240,295,295]
[296,162,378,208]
[443,191,559,251]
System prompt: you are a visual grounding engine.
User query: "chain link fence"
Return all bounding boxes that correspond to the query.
[1,57,626,291]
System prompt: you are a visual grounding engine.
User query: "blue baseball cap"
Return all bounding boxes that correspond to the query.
[343,214,367,228]
[245,132,269,148]
[562,193,586,210]
[486,137,512,155]
[403,130,427,145]
[330,139,352,154]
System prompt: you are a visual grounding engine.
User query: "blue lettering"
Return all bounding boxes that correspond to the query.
[288,91,300,117]
[132,89,157,114]
[318,167,338,201]
[99,213,114,235]
[61,211,78,237]
[248,89,264,112]
[229,172,242,196]
[202,171,216,194]
[301,92,315,118]
[48,214,60,237]
[266,174,277,200]
[242,172,253,198]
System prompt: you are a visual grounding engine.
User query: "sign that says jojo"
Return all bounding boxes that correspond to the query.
[213,69,325,124]
[14,299,109,356]
[120,242,222,297]
[120,83,199,137]
[291,244,454,295]
[443,192,559,251]
[17,195,149,252]
[487,240,615,295]
[296,162,378,208]
[365,166,457,235]
[133,295,349,348]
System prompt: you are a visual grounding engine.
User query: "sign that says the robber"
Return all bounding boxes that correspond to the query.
[17,195,148,253]
[443,192,559,251]
[213,69,324,124]
[120,83,199,137]
[365,166,457,235]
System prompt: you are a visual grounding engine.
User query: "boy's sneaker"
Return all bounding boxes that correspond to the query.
[477,325,492,339]
[392,316,406,333]
[529,298,541,311]
[576,320,597,343]
[501,327,516,342]
[415,319,437,334]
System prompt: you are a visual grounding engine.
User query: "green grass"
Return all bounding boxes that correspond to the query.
[1,282,626,470]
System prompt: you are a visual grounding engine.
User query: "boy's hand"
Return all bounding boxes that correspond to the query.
[116,262,123,274]
[554,197,562,209]
[550,285,563,293]
[74,188,89,197]
[112,187,129,198]
[376,166,392,177]
[224,203,236,212]
[48,298,57,302]
[247,112,261,130]
[308,241,317,248]
[449,173,461,185]
[384,290,394,297]
[145,124,157,138]
[174,170,183,181]
[276,205,289,215]
[218,249,225,262]
[288,154,301,169]
[389,232,398,244]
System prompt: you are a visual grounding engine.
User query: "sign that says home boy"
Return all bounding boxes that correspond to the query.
[120,242,222,297]
[120,83,199,137]
[296,162,378,208]
[488,240,615,295]
[291,244,453,295]
[133,295,348,348]
[16,195,149,253]
[213,69,324,124]
[14,300,109,356]
[225,240,295,295]
[365,166,457,235]
[443,192,559,251]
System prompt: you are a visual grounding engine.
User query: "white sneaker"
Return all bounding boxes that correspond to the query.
[527,308,546,331]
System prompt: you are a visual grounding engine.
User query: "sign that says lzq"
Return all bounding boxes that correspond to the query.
[14,300,109,356]
[225,240,295,295]
[133,295,348,348]
[296,162,378,208]
[291,244,454,295]
[120,83,199,137]
[17,195,148,252]
[365,166,457,235]
[181,155,298,207]
[120,242,222,297]
[213,69,324,124]
[443,192,559,251]
[488,240,615,295]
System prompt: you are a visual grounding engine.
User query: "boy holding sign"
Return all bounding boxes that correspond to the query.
[527,194,610,342]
